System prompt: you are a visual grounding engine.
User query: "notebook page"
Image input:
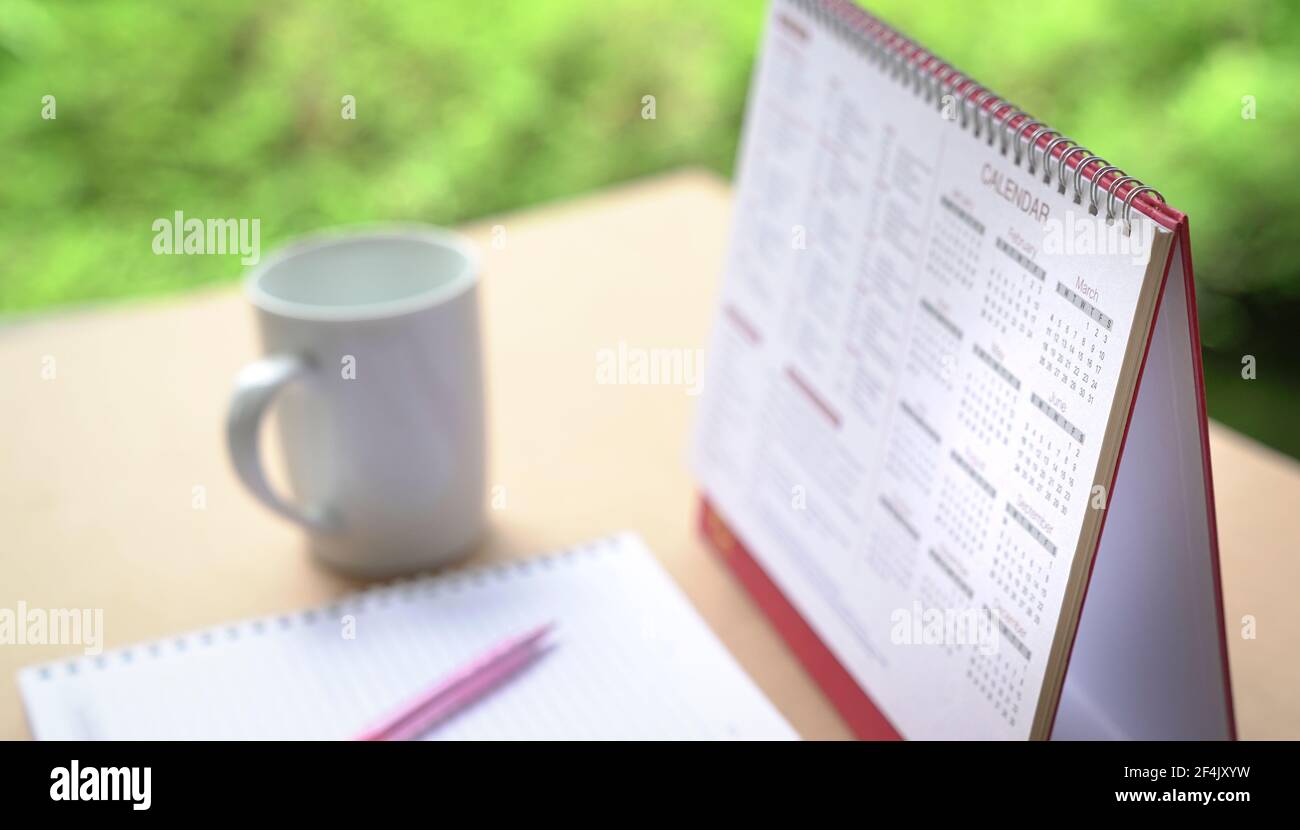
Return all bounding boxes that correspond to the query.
[692,0,1167,739]
[18,533,795,740]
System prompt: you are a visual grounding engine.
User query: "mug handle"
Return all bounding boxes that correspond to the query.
[226,354,339,532]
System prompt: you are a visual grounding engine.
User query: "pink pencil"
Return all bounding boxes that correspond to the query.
[354,622,555,741]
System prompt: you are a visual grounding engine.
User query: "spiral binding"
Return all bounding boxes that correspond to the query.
[29,535,622,681]
[793,0,1167,235]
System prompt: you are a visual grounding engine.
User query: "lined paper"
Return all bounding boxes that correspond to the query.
[18,533,795,740]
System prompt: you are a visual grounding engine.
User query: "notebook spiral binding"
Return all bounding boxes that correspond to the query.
[31,536,622,680]
[794,0,1167,235]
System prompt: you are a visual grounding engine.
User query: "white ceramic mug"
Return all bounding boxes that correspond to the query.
[227,225,486,577]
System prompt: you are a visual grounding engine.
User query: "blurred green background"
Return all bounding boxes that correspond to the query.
[2,0,1297,455]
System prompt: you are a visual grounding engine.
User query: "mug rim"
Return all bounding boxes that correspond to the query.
[244,223,480,322]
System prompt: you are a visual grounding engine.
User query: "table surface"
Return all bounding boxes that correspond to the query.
[2,170,1297,739]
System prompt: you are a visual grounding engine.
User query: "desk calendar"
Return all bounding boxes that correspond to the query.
[692,0,1234,740]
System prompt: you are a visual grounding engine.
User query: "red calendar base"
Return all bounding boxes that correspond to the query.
[699,496,903,740]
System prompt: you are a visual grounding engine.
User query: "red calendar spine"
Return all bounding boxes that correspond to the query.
[803,0,1179,233]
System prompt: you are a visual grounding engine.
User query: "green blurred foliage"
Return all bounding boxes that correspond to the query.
[0,0,758,308]
[1,0,1297,452]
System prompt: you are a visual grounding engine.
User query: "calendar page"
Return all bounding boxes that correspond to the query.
[692,0,1173,739]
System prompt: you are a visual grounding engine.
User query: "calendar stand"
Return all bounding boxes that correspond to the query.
[693,0,1235,740]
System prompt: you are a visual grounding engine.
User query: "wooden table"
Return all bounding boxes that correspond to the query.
[2,170,1296,739]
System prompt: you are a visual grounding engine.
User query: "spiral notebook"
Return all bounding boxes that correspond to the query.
[692,0,1234,739]
[18,533,795,740]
